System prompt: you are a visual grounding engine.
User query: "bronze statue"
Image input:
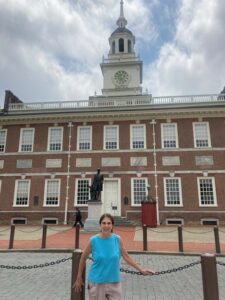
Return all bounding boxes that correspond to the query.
[89,169,104,201]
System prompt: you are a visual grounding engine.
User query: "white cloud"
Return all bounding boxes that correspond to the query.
[144,0,225,96]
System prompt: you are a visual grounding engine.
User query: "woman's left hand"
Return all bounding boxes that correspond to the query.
[140,268,155,275]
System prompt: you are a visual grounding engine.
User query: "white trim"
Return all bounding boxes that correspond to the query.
[42,217,58,225]
[0,129,7,153]
[44,178,61,207]
[47,126,63,151]
[193,122,211,148]
[165,218,184,225]
[200,218,219,226]
[164,177,183,207]
[131,177,148,206]
[161,123,178,149]
[13,179,30,207]
[130,124,146,149]
[77,126,92,151]
[11,218,27,225]
[197,177,217,207]
[19,128,35,152]
[74,178,91,206]
[103,125,119,150]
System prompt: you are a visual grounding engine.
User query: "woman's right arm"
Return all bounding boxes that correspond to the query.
[72,240,92,293]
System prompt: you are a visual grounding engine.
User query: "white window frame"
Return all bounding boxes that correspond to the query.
[47,127,63,151]
[77,126,92,151]
[161,123,178,149]
[130,124,146,149]
[74,178,91,206]
[193,122,211,148]
[42,218,58,225]
[197,177,217,207]
[44,179,60,207]
[201,218,219,226]
[164,177,183,206]
[166,219,184,225]
[13,179,30,207]
[0,180,2,193]
[0,129,7,153]
[11,218,27,225]
[104,125,119,150]
[19,128,35,152]
[131,177,147,206]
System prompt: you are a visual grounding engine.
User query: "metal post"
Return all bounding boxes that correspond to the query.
[8,224,15,249]
[214,226,221,254]
[75,224,80,249]
[201,253,219,300]
[178,225,183,253]
[143,224,148,251]
[71,249,85,300]
[41,224,47,249]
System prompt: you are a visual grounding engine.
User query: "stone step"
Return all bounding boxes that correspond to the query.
[113,216,137,227]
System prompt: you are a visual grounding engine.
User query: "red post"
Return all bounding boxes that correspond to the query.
[201,253,219,300]
[178,225,183,253]
[75,224,80,249]
[143,224,148,251]
[71,249,85,300]
[41,224,47,249]
[8,224,15,249]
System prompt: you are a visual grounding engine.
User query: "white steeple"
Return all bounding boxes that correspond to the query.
[116,0,127,28]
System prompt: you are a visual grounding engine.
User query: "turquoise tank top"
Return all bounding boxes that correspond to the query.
[88,234,121,283]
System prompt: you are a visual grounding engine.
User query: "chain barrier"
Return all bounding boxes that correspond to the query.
[48,226,72,232]
[87,256,200,276]
[149,228,177,234]
[218,229,225,234]
[0,257,72,270]
[182,228,213,234]
[114,227,142,233]
[217,261,225,267]
[16,227,42,233]
[0,227,10,233]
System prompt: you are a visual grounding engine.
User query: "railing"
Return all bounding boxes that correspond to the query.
[7,93,225,112]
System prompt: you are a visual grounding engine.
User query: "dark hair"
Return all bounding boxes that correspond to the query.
[99,213,114,225]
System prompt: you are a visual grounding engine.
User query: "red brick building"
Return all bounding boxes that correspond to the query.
[0,2,225,225]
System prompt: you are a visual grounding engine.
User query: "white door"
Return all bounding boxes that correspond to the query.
[102,179,120,216]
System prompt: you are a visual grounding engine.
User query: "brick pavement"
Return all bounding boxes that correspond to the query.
[0,252,225,300]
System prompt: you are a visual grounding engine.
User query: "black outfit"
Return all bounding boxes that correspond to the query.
[74,209,84,227]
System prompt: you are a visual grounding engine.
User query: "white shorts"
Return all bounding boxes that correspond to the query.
[88,282,122,300]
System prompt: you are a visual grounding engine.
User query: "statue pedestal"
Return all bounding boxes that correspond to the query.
[84,201,102,232]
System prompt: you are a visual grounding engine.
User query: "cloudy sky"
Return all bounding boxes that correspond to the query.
[0,0,224,107]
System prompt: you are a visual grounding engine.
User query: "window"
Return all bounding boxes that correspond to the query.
[44,179,60,206]
[0,180,2,193]
[128,39,132,53]
[161,123,178,149]
[77,126,92,150]
[19,128,34,152]
[11,218,27,225]
[75,179,90,205]
[0,129,7,152]
[14,180,30,206]
[48,127,63,151]
[42,218,58,225]
[193,122,211,148]
[131,125,146,149]
[198,177,216,206]
[119,38,124,52]
[166,219,184,225]
[112,41,115,54]
[164,178,182,206]
[131,178,147,205]
[104,126,118,150]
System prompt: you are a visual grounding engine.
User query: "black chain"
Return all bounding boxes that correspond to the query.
[87,257,200,276]
[217,261,225,267]
[0,257,72,270]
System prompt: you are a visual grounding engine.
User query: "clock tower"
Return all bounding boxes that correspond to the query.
[100,0,143,97]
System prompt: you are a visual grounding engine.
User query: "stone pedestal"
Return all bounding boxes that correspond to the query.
[84,201,102,231]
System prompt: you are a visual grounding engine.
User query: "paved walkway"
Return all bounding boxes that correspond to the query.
[1,225,225,253]
[0,252,225,299]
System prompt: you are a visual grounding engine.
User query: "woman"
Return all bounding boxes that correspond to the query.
[73,213,154,299]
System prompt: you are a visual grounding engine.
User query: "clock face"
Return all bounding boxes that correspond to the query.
[113,70,129,87]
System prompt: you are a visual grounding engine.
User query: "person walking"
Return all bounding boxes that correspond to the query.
[74,207,84,228]
[73,213,154,299]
